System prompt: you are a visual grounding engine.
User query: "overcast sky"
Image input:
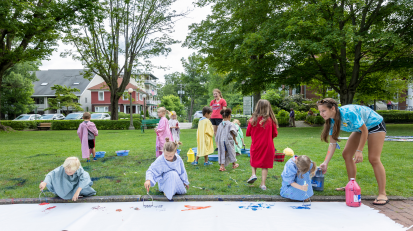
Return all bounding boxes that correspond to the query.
[40,0,211,83]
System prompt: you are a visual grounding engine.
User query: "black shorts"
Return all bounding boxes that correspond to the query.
[210,118,223,126]
[88,139,95,149]
[357,121,387,134]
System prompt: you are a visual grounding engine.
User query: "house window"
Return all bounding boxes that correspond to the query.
[95,106,108,112]
[41,83,48,86]
[118,106,120,112]
[98,91,104,101]
[139,93,143,100]
[85,97,87,103]
[122,91,129,100]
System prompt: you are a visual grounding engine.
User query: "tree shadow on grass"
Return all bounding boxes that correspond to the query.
[1,178,27,190]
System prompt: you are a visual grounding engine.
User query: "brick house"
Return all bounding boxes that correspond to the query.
[88,78,147,114]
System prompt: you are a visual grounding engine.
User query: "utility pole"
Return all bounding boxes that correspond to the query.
[177,84,185,104]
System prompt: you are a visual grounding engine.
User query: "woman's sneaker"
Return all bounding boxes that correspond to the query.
[191,161,198,166]
[204,161,213,166]
[260,185,267,191]
[247,175,257,184]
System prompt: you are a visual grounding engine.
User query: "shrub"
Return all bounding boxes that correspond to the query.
[305,115,325,125]
[192,118,200,129]
[272,106,280,115]
[0,120,56,130]
[376,110,413,123]
[295,111,307,120]
[232,117,248,127]
[51,120,142,130]
[278,109,289,118]
[275,116,289,126]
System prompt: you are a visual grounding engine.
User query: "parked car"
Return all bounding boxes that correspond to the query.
[91,113,111,120]
[13,114,41,121]
[40,114,65,120]
[64,113,84,120]
[193,111,203,119]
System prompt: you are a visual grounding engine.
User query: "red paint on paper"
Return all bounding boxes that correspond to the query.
[39,202,49,205]
[42,206,56,212]
[181,205,211,211]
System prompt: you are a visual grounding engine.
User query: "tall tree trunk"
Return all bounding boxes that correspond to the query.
[110,87,119,120]
[339,89,355,106]
[189,97,194,122]
[253,91,261,111]
[374,99,376,111]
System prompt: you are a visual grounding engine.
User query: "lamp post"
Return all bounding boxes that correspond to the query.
[142,94,147,120]
[128,88,135,130]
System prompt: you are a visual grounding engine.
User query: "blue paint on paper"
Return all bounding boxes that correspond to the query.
[291,204,311,210]
[239,203,274,211]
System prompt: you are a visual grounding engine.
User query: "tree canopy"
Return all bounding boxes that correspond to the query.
[45,85,83,115]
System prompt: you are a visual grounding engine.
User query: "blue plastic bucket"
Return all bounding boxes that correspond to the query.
[241,148,250,155]
[116,150,130,156]
[208,154,218,162]
[192,147,197,157]
[95,151,106,158]
[177,149,181,155]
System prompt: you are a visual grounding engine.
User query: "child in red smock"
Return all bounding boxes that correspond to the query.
[246,99,278,190]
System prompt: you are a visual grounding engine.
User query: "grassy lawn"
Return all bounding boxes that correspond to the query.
[0,124,412,199]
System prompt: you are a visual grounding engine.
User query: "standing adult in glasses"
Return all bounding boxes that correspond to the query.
[317,98,388,205]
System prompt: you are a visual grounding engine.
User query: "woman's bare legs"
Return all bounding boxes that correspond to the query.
[342,132,361,180]
[368,132,387,204]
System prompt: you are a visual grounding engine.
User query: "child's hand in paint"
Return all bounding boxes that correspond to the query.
[39,182,47,191]
[144,180,151,192]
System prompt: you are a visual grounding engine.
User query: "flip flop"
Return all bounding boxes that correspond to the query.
[335,187,345,191]
[232,163,239,169]
[373,199,389,206]
[219,167,226,171]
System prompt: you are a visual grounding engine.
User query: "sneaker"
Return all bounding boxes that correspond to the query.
[247,175,257,184]
[191,161,198,166]
[260,185,267,191]
[93,157,97,161]
[214,148,218,152]
[86,159,90,163]
[204,161,213,166]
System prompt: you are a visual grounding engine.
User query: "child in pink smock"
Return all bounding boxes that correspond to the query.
[155,107,173,158]
[77,112,98,162]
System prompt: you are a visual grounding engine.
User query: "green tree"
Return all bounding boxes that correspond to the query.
[0,0,95,124]
[63,0,186,120]
[158,72,180,99]
[45,85,83,115]
[1,61,40,119]
[185,0,281,107]
[159,95,184,116]
[274,0,413,105]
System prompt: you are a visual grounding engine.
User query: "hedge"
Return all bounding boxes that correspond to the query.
[305,115,325,125]
[52,120,142,130]
[376,110,413,123]
[0,119,142,130]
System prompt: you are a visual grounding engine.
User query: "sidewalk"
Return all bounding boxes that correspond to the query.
[363,200,413,230]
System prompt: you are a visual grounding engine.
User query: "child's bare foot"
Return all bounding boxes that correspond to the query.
[232,163,239,169]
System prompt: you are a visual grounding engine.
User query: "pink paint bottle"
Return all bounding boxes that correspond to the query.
[345,178,361,207]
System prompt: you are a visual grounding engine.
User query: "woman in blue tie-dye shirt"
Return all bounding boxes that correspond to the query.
[317,98,388,205]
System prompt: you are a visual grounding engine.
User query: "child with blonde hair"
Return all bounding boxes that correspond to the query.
[193,106,214,166]
[77,112,98,162]
[216,108,239,171]
[155,107,173,158]
[39,157,96,201]
[168,111,180,144]
[232,119,245,156]
[246,99,278,190]
[145,138,189,200]
[280,155,316,201]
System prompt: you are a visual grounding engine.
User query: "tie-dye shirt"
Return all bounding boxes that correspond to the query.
[329,105,383,135]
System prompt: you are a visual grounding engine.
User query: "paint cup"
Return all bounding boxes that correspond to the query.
[311,168,324,191]
[345,178,361,207]
[187,148,195,162]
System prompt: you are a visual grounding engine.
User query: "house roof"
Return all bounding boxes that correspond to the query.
[32,69,91,96]
[88,78,145,93]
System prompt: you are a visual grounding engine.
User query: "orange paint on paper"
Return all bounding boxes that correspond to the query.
[42,206,56,212]
[116,209,122,212]
[181,205,211,211]
[39,202,49,205]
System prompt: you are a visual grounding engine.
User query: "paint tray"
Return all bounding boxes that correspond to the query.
[274,153,285,162]
[116,150,130,156]
[208,155,218,162]
[241,148,250,155]
[95,151,106,158]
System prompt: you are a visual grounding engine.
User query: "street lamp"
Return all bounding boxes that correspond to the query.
[128,88,135,130]
[142,93,147,120]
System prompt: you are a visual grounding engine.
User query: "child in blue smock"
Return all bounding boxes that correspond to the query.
[280,155,316,201]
